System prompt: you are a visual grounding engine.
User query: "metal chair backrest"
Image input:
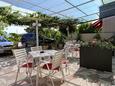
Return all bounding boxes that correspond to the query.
[12,48,27,66]
[64,44,70,58]
[75,44,80,48]
[31,46,42,51]
[52,51,64,70]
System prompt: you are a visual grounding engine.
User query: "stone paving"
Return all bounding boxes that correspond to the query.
[0,55,115,86]
[0,56,16,69]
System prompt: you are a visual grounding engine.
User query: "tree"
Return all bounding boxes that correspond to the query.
[59,18,78,36]
[0,21,8,36]
[0,6,79,44]
[7,33,21,47]
[0,6,21,25]
[0,7,10,37]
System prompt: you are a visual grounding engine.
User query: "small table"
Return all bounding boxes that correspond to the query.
[29,50,58,58]
[29,50,58,86]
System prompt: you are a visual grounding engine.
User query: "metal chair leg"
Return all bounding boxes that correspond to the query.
[65,63,70,75]
[60,66,65,83]
[26,67,29,77]
[36,65,40,86]
[15,67,20,84]
[28,68,33,86]
[49,76,55,86]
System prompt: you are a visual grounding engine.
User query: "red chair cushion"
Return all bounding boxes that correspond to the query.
[21,62,33,68]
[74,48,80,51]
[42,63,60,71]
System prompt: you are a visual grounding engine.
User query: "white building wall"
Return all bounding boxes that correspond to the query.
[102,16,115,33]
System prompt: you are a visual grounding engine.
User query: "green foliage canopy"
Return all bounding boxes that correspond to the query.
[0,6,79,45]
[78,23,101,33]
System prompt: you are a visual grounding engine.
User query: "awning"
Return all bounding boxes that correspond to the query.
[1,0,115,22]
[91,20,103,29]
[0,0,104,22]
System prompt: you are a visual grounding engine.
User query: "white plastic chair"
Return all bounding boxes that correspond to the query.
[12,48,34,86]
[31,46,42,51]
[37,51,65,86]
[63,43,80,75]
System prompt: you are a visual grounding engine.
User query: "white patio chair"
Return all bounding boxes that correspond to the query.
[62,47,70,74]
[12,48,34,86]
[63,43,80,75]
[36,51,65,86]
[31,46,42,51]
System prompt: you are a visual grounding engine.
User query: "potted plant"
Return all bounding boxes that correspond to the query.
[80,40,113,72]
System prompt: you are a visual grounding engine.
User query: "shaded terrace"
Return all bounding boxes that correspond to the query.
[0,0,115,86]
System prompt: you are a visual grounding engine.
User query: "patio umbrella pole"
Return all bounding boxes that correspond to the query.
[36,20,39,47]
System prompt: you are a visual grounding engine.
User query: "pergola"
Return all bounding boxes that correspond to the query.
[1,0,115,22]
[1,0,115,46]
[0,1,115,86]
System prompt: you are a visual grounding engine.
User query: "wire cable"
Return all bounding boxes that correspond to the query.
[65,0,88,16]
[20,0,71,18]
[50,0,94,15]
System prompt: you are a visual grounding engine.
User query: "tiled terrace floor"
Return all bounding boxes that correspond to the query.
[0,56,115,86]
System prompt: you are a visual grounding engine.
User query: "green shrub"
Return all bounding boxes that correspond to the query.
[81,40,114,50]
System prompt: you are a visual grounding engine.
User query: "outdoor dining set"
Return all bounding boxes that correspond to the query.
[12,41,80,86]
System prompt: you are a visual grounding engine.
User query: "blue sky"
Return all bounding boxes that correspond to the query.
[0,0,104,34]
